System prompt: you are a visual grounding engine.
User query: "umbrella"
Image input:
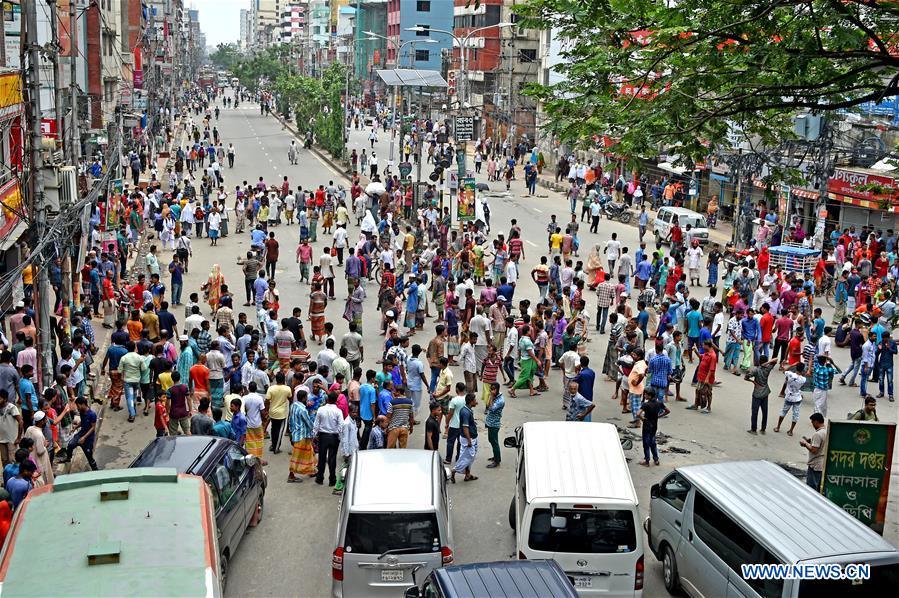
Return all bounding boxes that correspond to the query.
[365,182,386,196]
[476,183,490,192]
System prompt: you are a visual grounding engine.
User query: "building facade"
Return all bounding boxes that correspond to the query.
[280,3,306,44]
[387,0,452,71]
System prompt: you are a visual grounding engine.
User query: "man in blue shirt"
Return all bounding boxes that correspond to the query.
[63,398,98,470]
[377,379,394,419]
[7,460,35,508]
[635,253,653,290]
[646,342,672,404]
[741,307,761,366]
[359,370,378,449]
[571,355,595,402]
[17,365,37,426]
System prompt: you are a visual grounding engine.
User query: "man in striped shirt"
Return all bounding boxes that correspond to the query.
[386,384,415,448]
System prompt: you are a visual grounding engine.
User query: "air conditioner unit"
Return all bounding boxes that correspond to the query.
[59,166,78,209]
[41,166,62,213]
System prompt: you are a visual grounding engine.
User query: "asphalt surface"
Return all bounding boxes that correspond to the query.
[91,93,899,597]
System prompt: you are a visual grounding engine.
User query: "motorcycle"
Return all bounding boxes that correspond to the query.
[601,201,633,224]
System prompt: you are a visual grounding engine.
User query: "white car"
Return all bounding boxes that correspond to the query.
[653,206,710,245]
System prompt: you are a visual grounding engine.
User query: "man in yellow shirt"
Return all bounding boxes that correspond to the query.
[265,371,292,454]
[549,227,563,254]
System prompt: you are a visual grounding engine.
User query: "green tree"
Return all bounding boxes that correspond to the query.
[209,43,241,72]
[516,0,899,162]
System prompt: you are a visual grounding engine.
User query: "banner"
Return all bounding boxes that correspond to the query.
[458,177,476,222]
[104,179,123,231]
[821,420,895,534]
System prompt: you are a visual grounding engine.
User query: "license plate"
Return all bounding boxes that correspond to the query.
[381,570,404,582]
[573,576,593,589]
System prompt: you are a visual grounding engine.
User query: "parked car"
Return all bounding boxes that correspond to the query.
[645,460,899,597]
[129,436,266,588]
[653,206,710,245]
[404,560,579,598]
[505,422,644,596]
[0,468,222,596]
[332,449,453,598]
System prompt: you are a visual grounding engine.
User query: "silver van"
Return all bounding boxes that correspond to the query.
[506,422,644,596]
[653,206,710,245]
[645,460,899,597]
[332,449,454,598]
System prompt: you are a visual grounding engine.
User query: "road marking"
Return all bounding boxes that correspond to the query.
[525,240,538,247]
[533,208,542,213]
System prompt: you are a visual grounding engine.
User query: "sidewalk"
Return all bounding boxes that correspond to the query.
[59,120,185,475]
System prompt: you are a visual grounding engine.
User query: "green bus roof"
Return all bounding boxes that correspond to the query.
[0,468,218,597]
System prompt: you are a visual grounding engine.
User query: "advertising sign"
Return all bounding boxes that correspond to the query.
[821,420,896,533]
[458,177,476,222]
[454,116,474,142]
[827,168,896,202]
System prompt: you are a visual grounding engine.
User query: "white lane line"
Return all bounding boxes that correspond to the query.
[533,208,543,213]
[525,240,538,247]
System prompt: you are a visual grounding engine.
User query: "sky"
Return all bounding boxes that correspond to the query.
[189,0,245,48]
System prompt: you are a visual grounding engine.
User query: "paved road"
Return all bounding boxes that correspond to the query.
[92,94,899,597]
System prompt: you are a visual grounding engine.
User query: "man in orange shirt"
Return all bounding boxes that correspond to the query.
[189,354,210,410]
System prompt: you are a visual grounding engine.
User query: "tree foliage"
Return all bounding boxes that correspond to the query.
[516,0,899,162]
[208,43,241,72]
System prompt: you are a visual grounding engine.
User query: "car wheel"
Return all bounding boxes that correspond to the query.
[219,552,230,592]
[508,498,516,530]
[255,493,264,524]
[662,545,680,594]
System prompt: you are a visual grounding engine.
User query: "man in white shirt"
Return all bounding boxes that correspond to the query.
[468,307,492,371]
[313,393,343,486]
[243,382,267,464]
[604,233,621,274]
[185,306,206,333]
[686,243,703,286]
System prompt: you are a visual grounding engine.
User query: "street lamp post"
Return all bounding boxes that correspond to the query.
[406,23,513,176]
[365,31,436,171]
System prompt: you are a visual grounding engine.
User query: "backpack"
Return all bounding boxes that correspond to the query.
[615,179,624,192]
[194,206,205,220]
[198,146,206,158]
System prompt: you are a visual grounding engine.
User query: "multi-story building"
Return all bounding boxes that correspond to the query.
[240,8,254,50]
[336,5,355,65]
[255,0,280,48]
[280,3,306,44]
[386,0,452,71]
[353,0,388,79]
[451,0,537,145]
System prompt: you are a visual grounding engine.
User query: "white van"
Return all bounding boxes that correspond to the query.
[332,449,453,598]
[645,460,899,597]
[505,421,644,596]
[653,206,710,245]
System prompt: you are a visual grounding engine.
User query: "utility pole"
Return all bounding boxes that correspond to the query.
[49,0,66,158]
[70,0,81,164]
[24,0,54,388]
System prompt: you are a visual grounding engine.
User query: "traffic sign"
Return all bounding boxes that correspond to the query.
[454,116,474,142]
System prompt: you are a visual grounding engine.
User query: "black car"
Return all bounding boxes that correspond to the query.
[405,560,579,598]
[129,436,266,587]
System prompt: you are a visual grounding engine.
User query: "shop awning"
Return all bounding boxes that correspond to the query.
[0,221,27,252]
[376,69,447,88]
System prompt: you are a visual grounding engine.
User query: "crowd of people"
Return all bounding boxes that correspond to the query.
[0,84,888,532]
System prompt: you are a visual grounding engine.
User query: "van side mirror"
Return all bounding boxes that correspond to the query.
[650,483,660,499]
[503,436,518,449]
[242,455,258,468]
[404,589,421,598]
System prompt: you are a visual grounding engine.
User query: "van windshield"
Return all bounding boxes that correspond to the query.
[684,215,708,229]
[344,512,441,555]
[798,563,899,596]
[528,508,637,553]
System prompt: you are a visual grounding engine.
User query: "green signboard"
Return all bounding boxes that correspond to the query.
[821,421,895,534]
[458,177,476,222]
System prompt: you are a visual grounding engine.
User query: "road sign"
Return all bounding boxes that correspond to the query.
[454,116,474,142]
[399,162,412,178]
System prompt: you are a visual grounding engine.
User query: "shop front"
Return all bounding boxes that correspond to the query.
[827,167,898,230]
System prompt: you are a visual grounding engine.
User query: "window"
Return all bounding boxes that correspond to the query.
[415,24,430,37]
[519,49,537,63]
[692,492,784,596]
[659,473,690,511]
[528,508,637,554]
[416,0,431,11]
[344,512,441,555]
[415,49,429,63]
